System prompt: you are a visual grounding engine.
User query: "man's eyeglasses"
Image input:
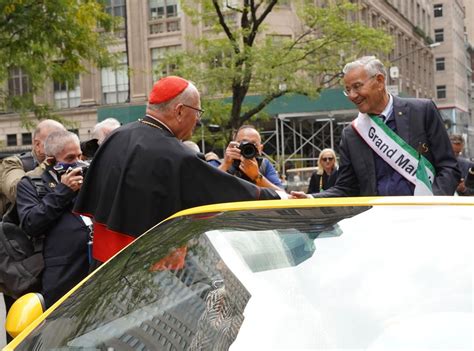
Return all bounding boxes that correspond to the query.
[182,104,205,119]
[343,75,376,97]
[321,157,334,162]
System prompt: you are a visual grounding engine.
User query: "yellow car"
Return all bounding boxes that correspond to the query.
[4,197,474,350]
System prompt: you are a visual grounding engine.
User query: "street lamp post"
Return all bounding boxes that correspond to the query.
[390,42,440,64]
[388,42,440,97]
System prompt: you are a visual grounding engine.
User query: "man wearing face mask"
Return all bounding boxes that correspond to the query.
[15,130,91,308]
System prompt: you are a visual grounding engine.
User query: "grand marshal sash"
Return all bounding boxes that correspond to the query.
[352,113,435,195]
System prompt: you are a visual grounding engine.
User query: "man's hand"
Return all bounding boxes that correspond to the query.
[456,178,466,194]
[61,167,84,192]
[219,141,241,171]
[239,157,259,181]
[289,191,312,199]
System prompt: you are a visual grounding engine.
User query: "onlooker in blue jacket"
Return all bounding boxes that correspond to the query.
[219,125,283,190]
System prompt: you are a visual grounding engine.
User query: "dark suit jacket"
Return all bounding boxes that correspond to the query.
[16,169,90,307]
[314,96,460,197]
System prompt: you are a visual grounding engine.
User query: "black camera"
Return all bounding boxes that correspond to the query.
[239,141,258,159]
[54,160,90,178]
[78,164,90,178]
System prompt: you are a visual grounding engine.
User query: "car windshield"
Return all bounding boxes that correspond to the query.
[14,204,473,350]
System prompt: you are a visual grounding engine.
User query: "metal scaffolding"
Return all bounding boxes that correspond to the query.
[261,109,358,174]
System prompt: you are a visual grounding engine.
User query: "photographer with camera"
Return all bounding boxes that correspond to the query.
[219,125,283,190]
[15,130,91,308]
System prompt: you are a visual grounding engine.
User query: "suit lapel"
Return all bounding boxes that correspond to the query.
[393,96,410,144]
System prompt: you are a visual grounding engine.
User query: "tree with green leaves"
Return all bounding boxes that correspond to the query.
[160,0,392,135]
[0,0,117,122]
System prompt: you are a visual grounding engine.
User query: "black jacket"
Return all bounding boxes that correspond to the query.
[307,169,339,194]
[16,168,90,307]
[315,96,460,197]
[74,118,279,239]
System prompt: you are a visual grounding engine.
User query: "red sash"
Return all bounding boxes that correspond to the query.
[92,222,135,262]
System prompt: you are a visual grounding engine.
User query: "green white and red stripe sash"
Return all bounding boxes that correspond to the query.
[352,113,435,195]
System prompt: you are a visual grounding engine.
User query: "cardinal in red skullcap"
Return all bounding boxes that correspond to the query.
[74,76,280,265]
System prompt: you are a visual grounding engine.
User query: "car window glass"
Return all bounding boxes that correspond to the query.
[14,206,369,350]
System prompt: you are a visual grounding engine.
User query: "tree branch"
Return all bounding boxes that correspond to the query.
[240,90,285,123]
[212,0,240,54]
[246,0,278,46]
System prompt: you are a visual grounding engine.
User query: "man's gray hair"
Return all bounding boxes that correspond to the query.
[44,131,80,158]
[33,119,66,139]
[92,118,121,144]
[92,118,121,137]
[343,56,387,77]
[147,81,198,113]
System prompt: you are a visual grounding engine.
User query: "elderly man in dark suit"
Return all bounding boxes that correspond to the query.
[292,56,460,198]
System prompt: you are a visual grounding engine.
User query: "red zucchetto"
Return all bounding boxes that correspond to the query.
[148,76,189,104]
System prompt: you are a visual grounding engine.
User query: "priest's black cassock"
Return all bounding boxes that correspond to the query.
[74,117,279,262]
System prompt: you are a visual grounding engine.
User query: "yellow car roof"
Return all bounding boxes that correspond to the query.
[167,196,474,220]
[5,196,473,350]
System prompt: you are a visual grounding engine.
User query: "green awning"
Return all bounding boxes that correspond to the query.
[97,104,146,124]
[233,88,356,115]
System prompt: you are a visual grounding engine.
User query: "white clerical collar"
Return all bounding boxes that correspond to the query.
[145,114,174,136]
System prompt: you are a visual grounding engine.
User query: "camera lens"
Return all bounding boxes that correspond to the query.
[239,142,258,159]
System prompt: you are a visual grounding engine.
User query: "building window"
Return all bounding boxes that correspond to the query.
[148,0,181,34]
[434,28,444,42]
[435,57,445,71]
[8,68,30,96]
[436,85,446,99]
[151,46,180,81]
[105,0,125,18]
[434,4,443,17]
[53,77,81,109]
[149,0,178,19]
[7,134,17,147]
[276,0,290,6]
[101,53,129,104]
[21,133,32,145]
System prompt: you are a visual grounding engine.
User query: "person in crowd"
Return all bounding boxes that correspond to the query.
[449,134,474,196]
[1,119,66,215]
[16,131,90,308]
[74,76,283,265]
[292,56,460,198]
[81,118,121,159]
[205,152,221,167]
[219,125,283,190]
[307,148,339,194]
[92,118,121,145]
